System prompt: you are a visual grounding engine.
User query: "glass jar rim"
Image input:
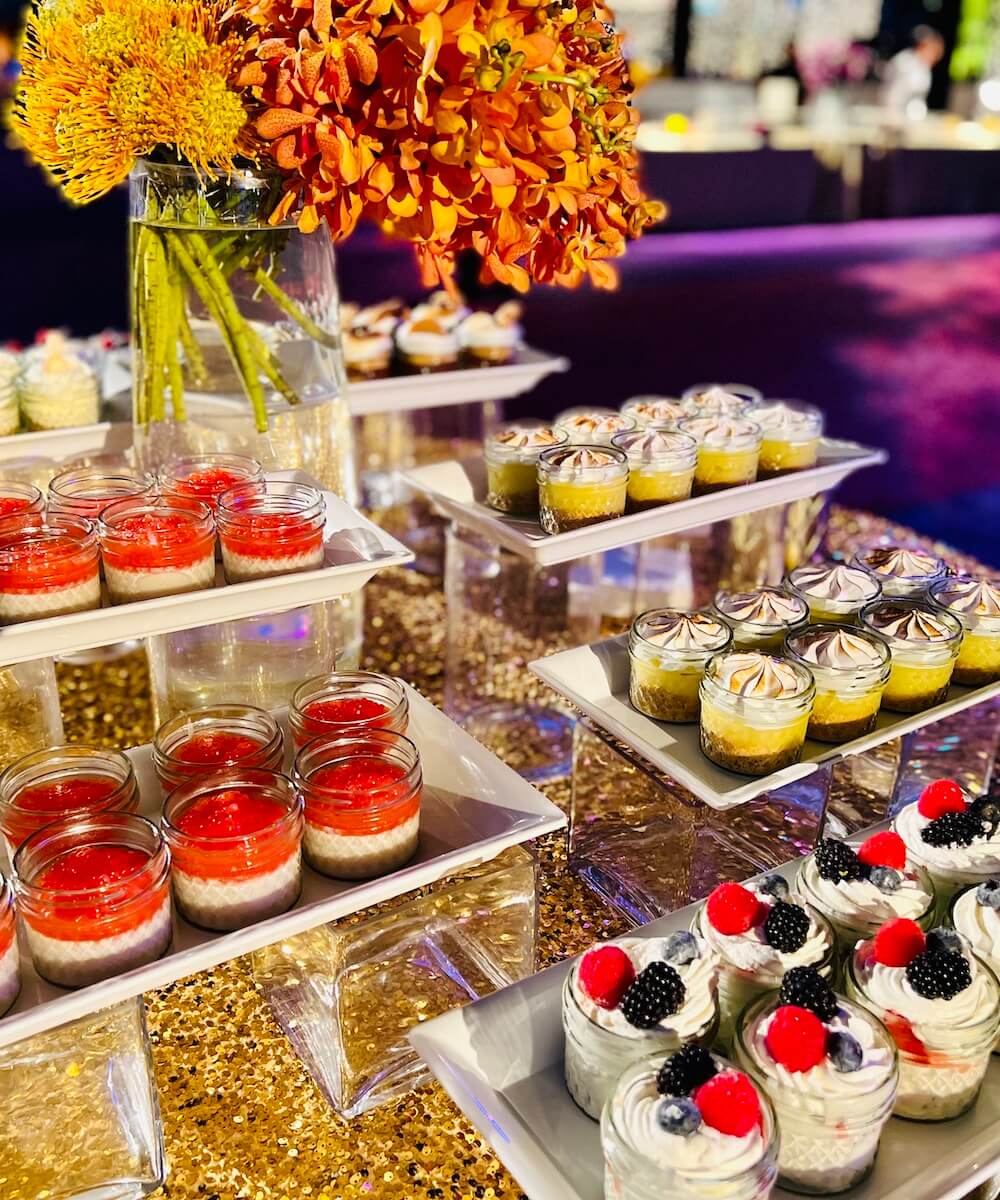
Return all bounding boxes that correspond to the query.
[678,416,763,444]
[485,423,568,460]
[162,768,302,847]
[611,428,698,463]
[851,545,949,582]
[703,650,816,702]
[746,398,824,438]
[0,517,97,557]
[49,467,154,501]
[100,495,212,531]
[159,454,264,483]
[796,853,936,926]
[859,598,963,647]
[785,622,892,673]
[131,158,281,189]
[0,744,137,817]
[681,382,763,405]
[291,671,408,718]
[0,482,44,506]
[712,587,809,631]
[294,731,421,802]
[785,560,882,603]
[537,444,629,475]
[12,812,164,897]
[630,607,732,656]
[928,575,1000,625]
[217,480,324,519]
[154,704,284,767]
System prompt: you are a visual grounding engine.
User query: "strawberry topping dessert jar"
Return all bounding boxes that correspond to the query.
[46,466,156,523]
[0,517,100,621]
[158,454,264,510]
[289,671,409,748]
[99,496,216,603]
[216,481,326,583]
[0,481,45,543]
[0,876,20,1016]
[152,704,284,794]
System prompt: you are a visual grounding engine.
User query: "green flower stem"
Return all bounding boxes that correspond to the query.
[176,302,207,387]
[244,323,300,408]
[250,267,337,347]
[145,230,169,424]
[165,250,187,423]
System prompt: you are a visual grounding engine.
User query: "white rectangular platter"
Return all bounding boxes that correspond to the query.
[530,635,1000,810]
[0,684,566,1049]
[0,490,413,668]
[402,440,887,567]
[409,854,1000,1200]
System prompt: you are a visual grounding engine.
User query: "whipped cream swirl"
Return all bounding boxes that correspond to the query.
[865,603,958,643]
[699,881,830,982]
[712,652,808,699]
[637,610,730,652]
[799,855,932,926]
[793,628,885,670]
[613,428,697,464]
[789,562,880,604]
[861,948,997,1044]
[895,801,1000,875]
[857,547,945,581]
[933,577,1000,618]
[952,888,1000,971]
[716,588,807,628]
[680,416,761,446]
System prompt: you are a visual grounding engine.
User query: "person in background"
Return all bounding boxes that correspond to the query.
[880,25,946,122]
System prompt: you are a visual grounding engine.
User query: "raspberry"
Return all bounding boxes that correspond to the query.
[620,962,686,1029]
[692,1071,761,1137]
[778,966,837,1021]
[922,810,979,849]
[705,883,763,936]
[764,1005,827,1073]
[577,945,635,1010]
[873,917,926,967]
[917,779,967,820]
[905,948,973,1000]
[814,838,867,883]
[763,901,810,953]
[656,1045,717,1096]
[857,831,907,871]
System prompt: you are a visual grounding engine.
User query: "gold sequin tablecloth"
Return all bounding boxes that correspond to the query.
[48,507,995,1200]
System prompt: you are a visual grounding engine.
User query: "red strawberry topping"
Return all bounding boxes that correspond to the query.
[706,883,763,936]
[578,945,635,1010]
[917,779,967,821]
[858,831,907,871]
[693,1070,762,1137]
[764,1005,827,1073]
[883,1012,930,1063]
[873,918,926,967]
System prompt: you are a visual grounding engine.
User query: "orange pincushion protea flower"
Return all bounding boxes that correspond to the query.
[236,0,663,289]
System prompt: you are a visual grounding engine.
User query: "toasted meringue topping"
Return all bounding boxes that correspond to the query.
[716,588,807,628]
[623,397,687,426]
[683,387,749,416]
[352,299,407,334]
[749,401,822,438]
[612,428,697,463]
[789,562,880,603]
[493,425,562,450]
[794,629,885,670]
[714,652,806,699]
[540,446,623,475]
[637,610,730,651]
[933,577,1000,617]
[866,603,956,642]
[557,411,634,437]
[857,546,945,580]
[680,416,761,445]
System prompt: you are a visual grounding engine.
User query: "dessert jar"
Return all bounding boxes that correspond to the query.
[0,877,20,1016]
[459,302,523,365]
[950,884,1000,985]
[152,704,284,794]
[158,454,264,511]
[785,560,881,625]
[785,624,891,743]
[0,352,19,436]
[217,480,326,583]
[628,609,733,723]
[554,407,637,447]
[620,395,687,429]
[483,422,567,515]
[0,517,101,622]
[12,812,172,988]
[395,315,461,371]
[680,383,761,416]
[929,576,1000,686]
[47,467,156,523]
[0,481,45,543]
[99,496,216,603]
[289,671,409,748]
[678,416,762,494]
[700,653,815,776]
[850,545,949,600]
[735,991,898,1195]
[747,400,824,477]
[892,787,1000,903]
[537,445,629,535]
[0,744,139,853]
[859,600,962,713]
[712,587,809,653]
[18,334,100,431]
[342,299,405,379]
[162,768,303,931]
[293,731,422,880]
[846,930,1000,1120]
[562,935,720,1120]
[611,428,698,511]
[601,1052,779,1200]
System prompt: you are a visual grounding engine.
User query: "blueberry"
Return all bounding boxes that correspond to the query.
[973,800,1000,835]
[657,1095,702,1136]
[663,930,700,966]
[975,880,1000,909]
[869,867,901,894]
[757,873,789,900]
[926,928,965,956]
[826,1031,863,1073]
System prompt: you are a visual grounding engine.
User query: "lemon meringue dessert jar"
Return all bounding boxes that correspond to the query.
[620,396,687,429]
[629,610,733,723]
[484,422,567,515]
[860,600,962,713]
[611,428,698,511]
[785,625,891,743]
[679,416,763,494]
[554,407,637,447]
[712,587,809,653]
[929,576,1000,686]
[851,546,949,600]
[785,560,882,624]
[747,399,824,477]
[699,652,815,776]
[537,445,628,534]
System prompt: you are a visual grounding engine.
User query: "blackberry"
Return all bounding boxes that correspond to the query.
[778,965,838,1021]
[621,961,686,1029]
[763,901,810,953]
[921,811,979,849]
[656,1045,717,1096]
[905,949,973,1001]
[814,838,868,883]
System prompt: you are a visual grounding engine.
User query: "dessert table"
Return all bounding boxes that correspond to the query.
[30,497,996,1200]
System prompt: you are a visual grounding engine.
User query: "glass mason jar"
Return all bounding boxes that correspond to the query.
[0,877,20,1018]
[747,399,824,478]
[289,671,409,748]
[483,421,568,516]
[734,991,898,1195]
[158,452,264,511]
[628,608,733,723]
[99,496,216,603]
[948,889,1000,1041]
[0,743,139,853]
[293,731,422,880]
[129,160,354,501]
[216,479,325,583]
[785,623,892,744]
[678,417,763,495]
[46,467,156,523]
[620,395,687,429]
[601,1053,779,1200]
[162,767,303,931]
[859,599,963,713]
[0,517,101,622]
[0,482,45,543]
[611,428,698,511]
[12,812,172,988]
[537,444,629,534]
[152,703,284,794]
[929,576,1000,687]
[681,383,762,414]
[850,545,949,600]
[785,560,882,625]
[712,587,809,652]
[553,407,637,446]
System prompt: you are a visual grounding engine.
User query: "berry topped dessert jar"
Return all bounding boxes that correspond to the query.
[562,934,720,1119]
[152,704,284,795]
[850,545,949,601]
[859,599,962,713]
[0,744,139,853]
[678,416,762,494]
[46,467,156,523]
[483,422,567,516]
[0,876,20,1017]
[289,671,409,749]
[537,445,629,535]
[929,576,1000,686]
[554,407,637,447]
[628,609,733,724]
[785,625,891,743]
[601,1049,778,1200]
[620,395,687,430]
[795,834,936,955]
[162,768,303,931]
[845,919,1000,1120]
[950,881,1000,990]
[216,480,325,584]
[785,560,882,625]
[0,518,101,622]
[293,730,421,880]
[734,971,897,1195]
[693,880,835,1051]
[712,587,809,653]
[99,496,216,603]
[0,481,45,543]
[746,400,824,478]
[158,454,264,511]
[12,812,172,988]
[892,779,1000,902]
[611,428,698,511]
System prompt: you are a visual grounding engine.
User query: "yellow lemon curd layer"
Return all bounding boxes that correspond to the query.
[693,446,759,487]
[759,437,819,474]
[956,630,1000,677]
[805,601,862,625]
[730,629,788,653]
[810,687,883,728]
[700,699,809,756]
[630,659,704,718]
[538,477,627,519]
[486,461,538,511]
[882,660,955,708]
[626,467,695,505]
